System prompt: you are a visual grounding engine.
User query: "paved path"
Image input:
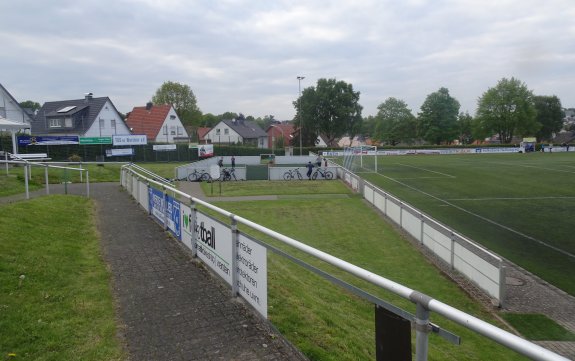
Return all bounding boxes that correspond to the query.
[2,183,307,361]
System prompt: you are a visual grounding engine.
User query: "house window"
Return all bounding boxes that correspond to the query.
[111,119,116,132]
[216,129,221,135]
[163,125,168,135]
[224,129,229,135]
[170,126,176,135]
[64,117,73,128]
[170,115,176,120]
[99,119,105,129]
[177,126,183,135]
[49,118,62,128]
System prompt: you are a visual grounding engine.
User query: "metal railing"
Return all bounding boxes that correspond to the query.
[120,165,568,361]
[3,152,90,199]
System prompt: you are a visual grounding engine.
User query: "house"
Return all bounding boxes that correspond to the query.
[32,93,130,137]
[0,83,33,130]
[266,122,295,148]
[197,127,211,144]
[205,116,268,148]
[125,103,189,143]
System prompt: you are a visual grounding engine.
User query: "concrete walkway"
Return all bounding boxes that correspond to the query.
[1,183,307,361]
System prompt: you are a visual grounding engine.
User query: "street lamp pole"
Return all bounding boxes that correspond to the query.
[297,76,305,156]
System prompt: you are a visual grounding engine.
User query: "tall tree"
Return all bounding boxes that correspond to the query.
[374,97,416,145]
[152,81,202,126]
[294,78,362,146]
[19,100,41,112]
[533,95,564,142]
[417,87,460,144]
[457,112,474,145]
[475,77,537,143]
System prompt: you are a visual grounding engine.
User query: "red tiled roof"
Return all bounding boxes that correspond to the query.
[197,127,211,141]
[125,104,171,140]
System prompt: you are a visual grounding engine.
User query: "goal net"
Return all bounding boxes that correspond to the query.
[342,145,378,173]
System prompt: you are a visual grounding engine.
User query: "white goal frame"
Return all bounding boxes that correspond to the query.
[343,145,378,173]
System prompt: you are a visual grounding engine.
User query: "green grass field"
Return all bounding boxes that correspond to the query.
[339,152,575,296]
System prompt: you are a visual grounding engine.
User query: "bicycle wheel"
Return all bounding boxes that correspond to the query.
[312,172,318,180]
[283,172,293,181]
[325,171,333,180]
[296,172,303,180]
[188,172,199,182]
[200,173,211,182]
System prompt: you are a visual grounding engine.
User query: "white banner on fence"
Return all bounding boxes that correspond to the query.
[195,212,233,285]
[237,234,268,318]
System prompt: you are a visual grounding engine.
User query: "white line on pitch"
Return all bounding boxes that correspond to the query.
[377,173,575,260]
[396,163,456,178]
[488,162,575,174]
[448,196,575,201]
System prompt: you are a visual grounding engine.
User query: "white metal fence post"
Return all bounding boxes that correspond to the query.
[230,215,239,297]
[24,165,29,199]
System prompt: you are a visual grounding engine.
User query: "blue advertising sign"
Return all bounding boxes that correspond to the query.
[148,187,165,225]
[18,135,79,145]
[166,195,181,240]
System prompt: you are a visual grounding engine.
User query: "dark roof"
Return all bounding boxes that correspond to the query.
[33,96,112,135]
[222,119,266,139]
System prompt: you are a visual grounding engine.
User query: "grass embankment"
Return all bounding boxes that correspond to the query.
[200,179,352,197]
[0,196,126,361]
[202,182,527,360]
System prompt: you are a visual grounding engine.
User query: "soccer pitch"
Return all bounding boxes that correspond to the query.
[342,152,575,296]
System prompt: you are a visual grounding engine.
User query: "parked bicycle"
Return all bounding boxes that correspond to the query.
[220,168,238,181]
[187,169,211,182]
[283,168,303,180]
[312,167,333,180]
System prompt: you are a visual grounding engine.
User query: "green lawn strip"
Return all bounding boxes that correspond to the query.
[0,173,42,196]
[501,314,575,341]
[200,180,351,197]
[0,196,126,361]
[209,198,525,361]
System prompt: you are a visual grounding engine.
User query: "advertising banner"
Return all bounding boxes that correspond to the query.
[195,212,233,285]
[166,195,181,239]
[148,187,165,225]
[153,144,177,152]
[18,135,79,146]
[113,134,147,146]
[106,148,133,157]
[198,144,214,158]
[180,204,194,251]
[237,234,267,318]
[79,137,112,145]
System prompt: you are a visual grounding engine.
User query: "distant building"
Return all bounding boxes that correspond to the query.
[205,116,268,148]
[125,103,189,143]
[0,83,33,131]
[33,93,130,137]
[266,122,295,147]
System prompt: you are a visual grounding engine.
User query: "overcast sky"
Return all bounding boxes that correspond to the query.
[1,0,574,121]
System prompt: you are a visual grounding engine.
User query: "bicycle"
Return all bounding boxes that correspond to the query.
[220,168,237,181]
[187,169,211,182]
[312,167,333,180]
[283,168,303,180]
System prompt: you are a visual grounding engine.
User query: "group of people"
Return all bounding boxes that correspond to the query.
[217,156,235,168]
[306,155,328,179]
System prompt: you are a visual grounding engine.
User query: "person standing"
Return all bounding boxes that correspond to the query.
[217,157,223,167]
[231,156,235,169]
[306,161,314,180]
[315,154,322,167]
[323,157,328,167]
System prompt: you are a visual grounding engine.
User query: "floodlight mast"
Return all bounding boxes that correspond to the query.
[297,76,305,156]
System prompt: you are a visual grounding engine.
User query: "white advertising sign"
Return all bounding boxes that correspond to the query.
[195,212,233,285]
[180,204,194,251]
[237,234,267,318]
[153,144,177,151]
[113,134,148,146]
